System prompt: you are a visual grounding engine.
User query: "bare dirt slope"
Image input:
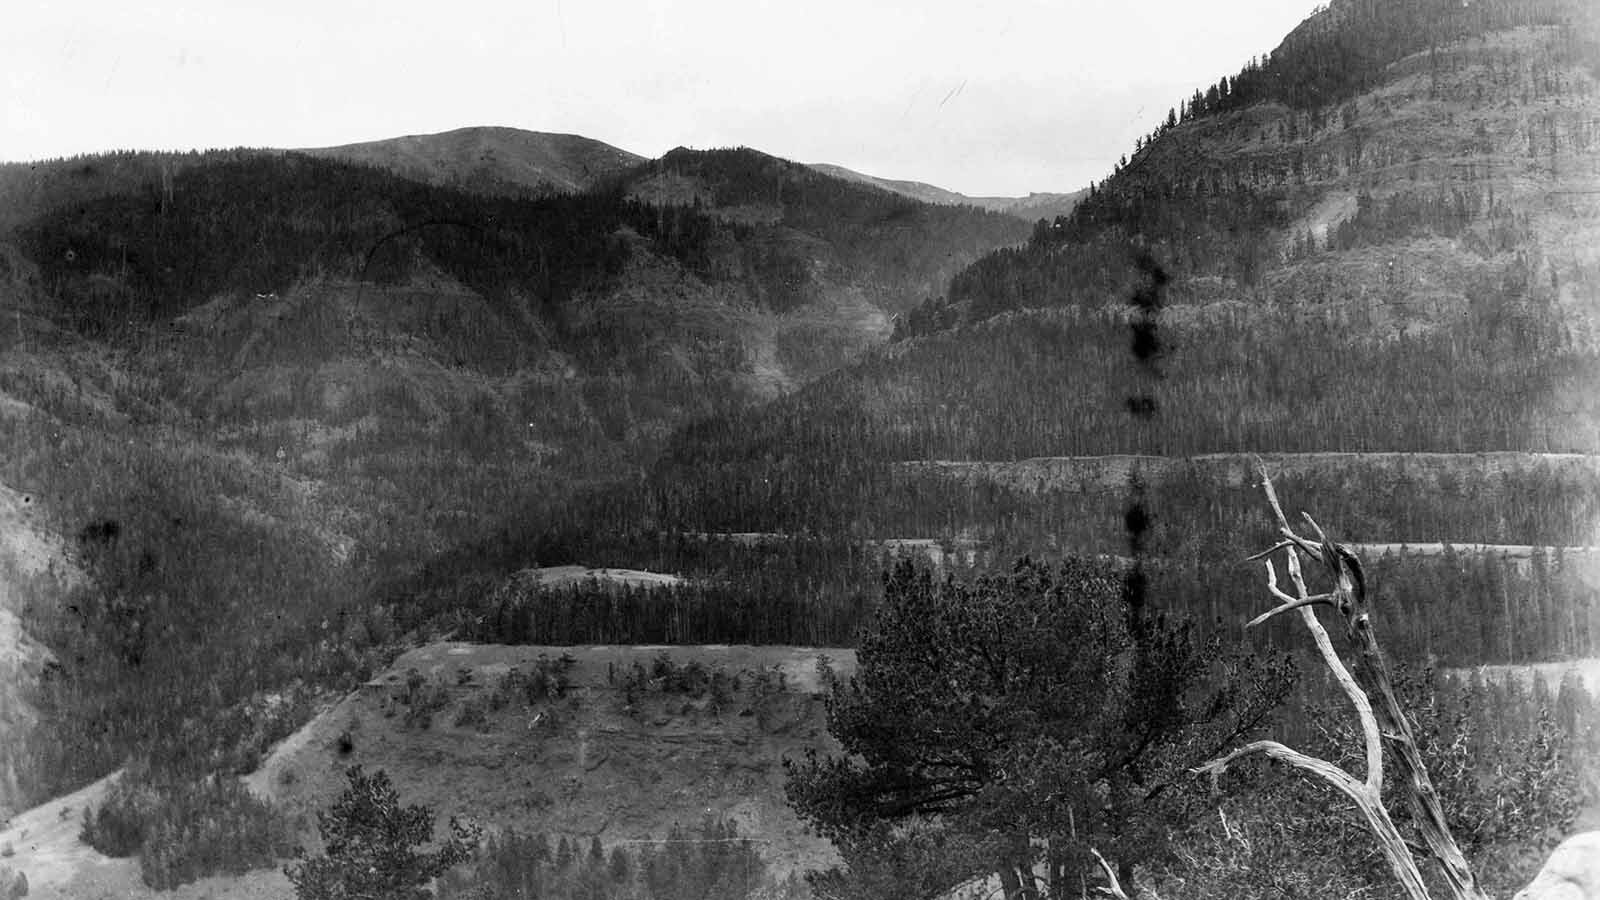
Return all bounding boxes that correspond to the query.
[0,773,122,893]
[0,478,79,819]
[0,770,289,900]
[0,772,291,900]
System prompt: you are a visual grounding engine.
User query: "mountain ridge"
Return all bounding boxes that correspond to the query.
[297,124,1081,220]
[299,125,647,196]
[806,161,1085,220]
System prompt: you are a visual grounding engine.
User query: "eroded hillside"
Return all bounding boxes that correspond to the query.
[0,476,76,819]
[4,644,857,900]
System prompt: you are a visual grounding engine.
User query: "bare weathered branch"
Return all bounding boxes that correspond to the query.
[1302,511,1329,546]
[1283,544,1314,599]
[1251,555,1336,622]
[1195,739,1358,795]
[1252,459,1327,563]
[1193,739,1428,899]
[1245,539,1295,561]
[1255,455,1287,521]
[1265,551,1384,793]
[1244,593,1334,628]
[1089,848,1129,900]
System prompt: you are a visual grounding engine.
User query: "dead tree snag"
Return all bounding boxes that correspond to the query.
[1196,462,1487,900]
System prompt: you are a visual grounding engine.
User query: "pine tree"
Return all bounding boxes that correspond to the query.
[786,558,1295,897]
[285,766,480,900]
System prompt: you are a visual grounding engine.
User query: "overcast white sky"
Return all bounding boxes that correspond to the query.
[3,0,1320,196]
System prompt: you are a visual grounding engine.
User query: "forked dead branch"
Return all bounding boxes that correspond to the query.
[1195,461,1487,900]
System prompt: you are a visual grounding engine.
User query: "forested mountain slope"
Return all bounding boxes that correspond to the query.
[0,139,1025,814]
[622,147,1029,316]
[0,149,256,234]
[421,0,1600,687]
[900,0,1599,336]
[6,145,1024,512]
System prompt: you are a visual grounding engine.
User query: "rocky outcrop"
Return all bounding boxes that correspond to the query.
[1516,832,1600,900]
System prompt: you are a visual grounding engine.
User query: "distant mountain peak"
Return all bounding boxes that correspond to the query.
[805,162,1083,221]
[300,125,645,195]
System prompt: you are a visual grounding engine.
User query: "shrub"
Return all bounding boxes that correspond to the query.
[628,653,736,699]
[488,654,579,715]
[454,695,490,730]
[80,768,291,889]
[746,665,787,701]
[521,654,578,702]
[396,670,452,730]
[81,777,152,858]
